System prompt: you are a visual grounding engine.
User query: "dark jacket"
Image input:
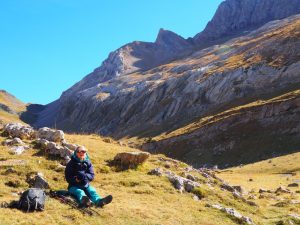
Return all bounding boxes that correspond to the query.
[65,153,95,189]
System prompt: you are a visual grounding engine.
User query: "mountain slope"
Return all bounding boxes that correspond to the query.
[0,90,26,124]
[34,15,300,140]
[193,0,300,47]
[59,29,193,100]
[142,89,300,168]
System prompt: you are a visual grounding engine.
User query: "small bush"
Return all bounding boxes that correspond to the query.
[119,180,141,187]
[192,187,207,199]
[99,165,110,174]
[133,189,154,195]
[5,180,22,188]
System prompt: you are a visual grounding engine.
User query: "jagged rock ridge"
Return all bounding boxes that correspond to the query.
[33,15,300,139]
[193,0,300,46]
[60,29,193,99]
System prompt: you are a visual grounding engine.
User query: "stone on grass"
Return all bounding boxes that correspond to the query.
[148,168,163,176]
[168,175,185,192]
[193,195,200,201]
[35,138,50,149]
[2,137,25,146]
[3,123,36,140]
[10,146,29,155]
[166,173,201,193]
[186,174,197,181]
[26,172,49,189]
[275,186,291,194]
[184,180,200,192]
[288,214,300,219]
[220,183,236,192]
[288,183,299,187]
[208,204,255,224]
[62,141,78,151]
[37,127,65,142]
[259,188,272,193]
[113,152,150,169]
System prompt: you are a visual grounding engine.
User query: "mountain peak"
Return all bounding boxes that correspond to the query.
[155,28,192,49]
[193,0,300,46]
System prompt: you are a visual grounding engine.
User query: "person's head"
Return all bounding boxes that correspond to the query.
[75,145,88,161]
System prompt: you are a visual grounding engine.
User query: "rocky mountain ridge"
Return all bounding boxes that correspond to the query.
[56,0,300,100]
[60,29,193,99]
[194,0,300,47]
[33,15,300,138]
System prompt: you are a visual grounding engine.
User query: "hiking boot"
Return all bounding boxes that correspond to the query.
[80,196,91,208]
[96,195,113,208]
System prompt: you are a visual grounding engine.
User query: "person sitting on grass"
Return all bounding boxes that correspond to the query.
[65,145,113,208]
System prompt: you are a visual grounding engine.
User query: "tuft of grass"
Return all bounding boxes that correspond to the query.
[119,180,141,187]
[98,165,111,174]
[192,187,208,199]
[5,180,22,188]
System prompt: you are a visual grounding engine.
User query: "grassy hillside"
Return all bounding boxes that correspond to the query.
[152,89,300,142]
[140,88,300,168]
[0,90,26,125]
[0,132,299,225]
[0,90,26,113]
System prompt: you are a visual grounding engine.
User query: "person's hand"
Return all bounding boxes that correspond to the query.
[75,176,81,183]
[77,171,86,180]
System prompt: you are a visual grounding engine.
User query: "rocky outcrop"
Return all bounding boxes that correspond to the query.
[2,137,25,146]
[2,137,30,155]
[35,138,73,158]
[3,123,36,140]
[9,146,29,155]
[2,123,65,143]
[148,167,201,193]
[112,152,150,169]
[193,0,300,46]
[37,127,65,143]
[207,204,255,225]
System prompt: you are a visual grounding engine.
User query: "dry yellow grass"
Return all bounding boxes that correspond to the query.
[0,110,27,125]
[0,91,26,113]
[0,91,27,125]
[0,132,298,224]
[219,152,300,191]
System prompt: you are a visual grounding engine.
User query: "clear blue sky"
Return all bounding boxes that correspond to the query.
[0,0,223,104]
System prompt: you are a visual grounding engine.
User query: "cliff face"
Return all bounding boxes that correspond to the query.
[60,29,193,100]
[34,15,300,140]
[193,0,300,46]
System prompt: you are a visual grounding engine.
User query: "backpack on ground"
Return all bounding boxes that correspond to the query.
[18,188,46,212]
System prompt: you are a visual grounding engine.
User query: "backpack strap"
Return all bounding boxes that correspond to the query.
[26,195,30,212]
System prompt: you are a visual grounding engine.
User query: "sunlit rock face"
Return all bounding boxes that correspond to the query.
[33,14,300,143]
[193,0,300,46]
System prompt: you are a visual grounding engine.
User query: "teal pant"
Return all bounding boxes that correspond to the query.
[68,185,101,204]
